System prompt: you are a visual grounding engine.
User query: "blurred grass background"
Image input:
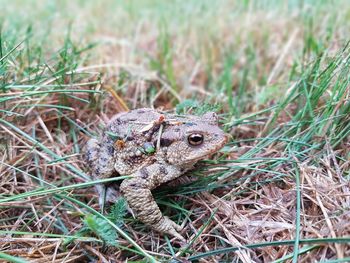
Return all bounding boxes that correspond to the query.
[1,0,350,262]
[1,0,349,111]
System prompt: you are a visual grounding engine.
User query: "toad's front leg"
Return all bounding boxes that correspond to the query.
[120,164,185,241]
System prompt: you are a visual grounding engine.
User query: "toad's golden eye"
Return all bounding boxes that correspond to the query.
[188,133,204,146]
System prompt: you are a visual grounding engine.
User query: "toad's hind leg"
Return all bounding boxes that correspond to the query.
[85,138,118,212]
[85,138,100,167]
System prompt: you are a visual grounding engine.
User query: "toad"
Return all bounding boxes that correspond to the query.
[85,108,227,240]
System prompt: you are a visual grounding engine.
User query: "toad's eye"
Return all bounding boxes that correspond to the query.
[188,133,204,146]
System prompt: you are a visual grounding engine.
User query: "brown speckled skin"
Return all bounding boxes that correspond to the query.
[85,108,227,240]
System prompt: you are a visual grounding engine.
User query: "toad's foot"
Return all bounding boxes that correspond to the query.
[153,216,185,242]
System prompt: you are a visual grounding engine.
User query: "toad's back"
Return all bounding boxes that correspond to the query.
[107,108,162,137]
[104,108,164,175]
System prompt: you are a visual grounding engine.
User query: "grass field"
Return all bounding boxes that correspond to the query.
[1,0,350,262]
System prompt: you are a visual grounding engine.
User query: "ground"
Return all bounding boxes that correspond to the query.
[0,0,350,262]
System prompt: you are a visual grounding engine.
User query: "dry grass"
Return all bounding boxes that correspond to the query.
[1,0,350,262]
